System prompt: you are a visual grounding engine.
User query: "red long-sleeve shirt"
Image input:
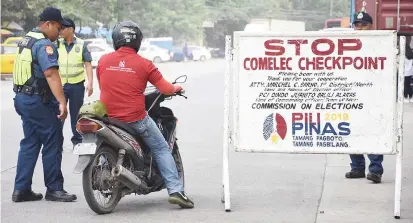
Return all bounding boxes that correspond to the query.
[97,47,177,122]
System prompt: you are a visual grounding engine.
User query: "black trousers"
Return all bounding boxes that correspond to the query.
[405,76,413,98]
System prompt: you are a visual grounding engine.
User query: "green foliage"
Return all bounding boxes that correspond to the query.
[121,0,207,41]
[1,0,115,30]
[1,0,350,42]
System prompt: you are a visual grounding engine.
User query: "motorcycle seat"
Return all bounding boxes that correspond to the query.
[102,117,140,138]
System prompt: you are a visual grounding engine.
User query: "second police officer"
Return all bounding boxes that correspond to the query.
[57,17,94,148]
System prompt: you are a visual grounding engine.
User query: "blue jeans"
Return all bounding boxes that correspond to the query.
[13,93,64,191]
[350,154,384,175]
[129,115,184,194]
[63,81,85,145]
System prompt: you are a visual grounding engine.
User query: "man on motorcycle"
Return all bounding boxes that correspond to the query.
[96,21,194,209]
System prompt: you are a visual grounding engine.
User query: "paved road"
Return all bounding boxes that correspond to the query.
[1,59,413,223]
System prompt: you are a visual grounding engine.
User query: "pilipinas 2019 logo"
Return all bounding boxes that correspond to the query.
[263,112,352,147]
[263,113,287,143]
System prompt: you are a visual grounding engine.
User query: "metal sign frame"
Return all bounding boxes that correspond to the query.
[221,32,406,219]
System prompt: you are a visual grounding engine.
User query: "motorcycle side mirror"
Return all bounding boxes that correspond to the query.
[172,75,187,84]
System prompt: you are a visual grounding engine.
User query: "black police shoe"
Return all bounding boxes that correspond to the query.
[345,170,366,179]
[168,191,194,208]
[45,189,77,202]
[12,190,43,202]
[367,172,382,183]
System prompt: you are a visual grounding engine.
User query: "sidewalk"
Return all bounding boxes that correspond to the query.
[316,104,413,223]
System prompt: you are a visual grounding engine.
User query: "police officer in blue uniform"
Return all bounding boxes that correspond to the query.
[345,12,383,184]
[57,17,94,147]
[12,7,77,202]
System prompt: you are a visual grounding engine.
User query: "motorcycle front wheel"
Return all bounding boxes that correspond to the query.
[82,146,122,215]
[172,143,185,186]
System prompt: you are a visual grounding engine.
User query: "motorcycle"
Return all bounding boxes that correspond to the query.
[72,75,188,215]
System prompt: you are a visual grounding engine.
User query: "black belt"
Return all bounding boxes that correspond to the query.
[13,85,45,96]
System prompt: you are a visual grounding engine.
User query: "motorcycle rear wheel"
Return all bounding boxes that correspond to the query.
[82,146,122,215]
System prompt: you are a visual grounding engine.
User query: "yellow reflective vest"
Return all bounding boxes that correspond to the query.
[13,31,46,86]
[57,38,86,84]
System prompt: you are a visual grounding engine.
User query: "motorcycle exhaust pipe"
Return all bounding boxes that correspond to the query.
[97,128,133,152]
[111,165,148,190]
[96,126,145,160]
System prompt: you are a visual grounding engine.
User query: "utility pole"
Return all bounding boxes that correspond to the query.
[330,0,333,17]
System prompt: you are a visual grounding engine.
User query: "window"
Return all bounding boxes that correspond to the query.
[7,39,21,44]
[1,46,17,54]
[326,21,341,28]
[88,46,104,52]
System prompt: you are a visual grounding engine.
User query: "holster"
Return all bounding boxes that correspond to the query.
[13,84,49,103]
[41,89,52,104]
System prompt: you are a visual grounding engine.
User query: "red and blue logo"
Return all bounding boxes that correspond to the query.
[263,113,287,143]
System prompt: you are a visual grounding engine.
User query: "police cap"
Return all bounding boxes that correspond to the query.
[63,17,75,29]
[39,7,71,26]
[353,11,373,25]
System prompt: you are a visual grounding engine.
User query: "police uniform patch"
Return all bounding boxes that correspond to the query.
[45,45,54,55]
[75,46,80,53]
[18,37,30,47]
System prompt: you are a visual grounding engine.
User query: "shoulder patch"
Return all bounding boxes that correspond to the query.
[45,45,54,55]
[18,37,31,47]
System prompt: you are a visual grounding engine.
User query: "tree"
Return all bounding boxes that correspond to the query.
[122,0,207,41]
[1,0,116,31]
[1,0,351,42]
[1,0,27,22]
[288,0,351,30]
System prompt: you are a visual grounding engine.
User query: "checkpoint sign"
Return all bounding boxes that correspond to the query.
[231,31,399,154]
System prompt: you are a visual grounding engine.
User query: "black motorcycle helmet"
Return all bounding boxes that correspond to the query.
[112,21,143,52]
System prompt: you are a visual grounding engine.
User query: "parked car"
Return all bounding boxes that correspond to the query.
[169,48,186,62]
[320,27,354,31]
[188,45,211,61]
[84,38,108,46]
[87,43,114,67]
[138,44,170,63]
[0,44,17,77]
[2,37,22,45]
[210,48,225,58]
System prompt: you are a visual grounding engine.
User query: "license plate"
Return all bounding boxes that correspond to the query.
[73,143,97,155]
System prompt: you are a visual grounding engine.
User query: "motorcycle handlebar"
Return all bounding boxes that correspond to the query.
[148,89,187,99]
[175,90,187,99]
